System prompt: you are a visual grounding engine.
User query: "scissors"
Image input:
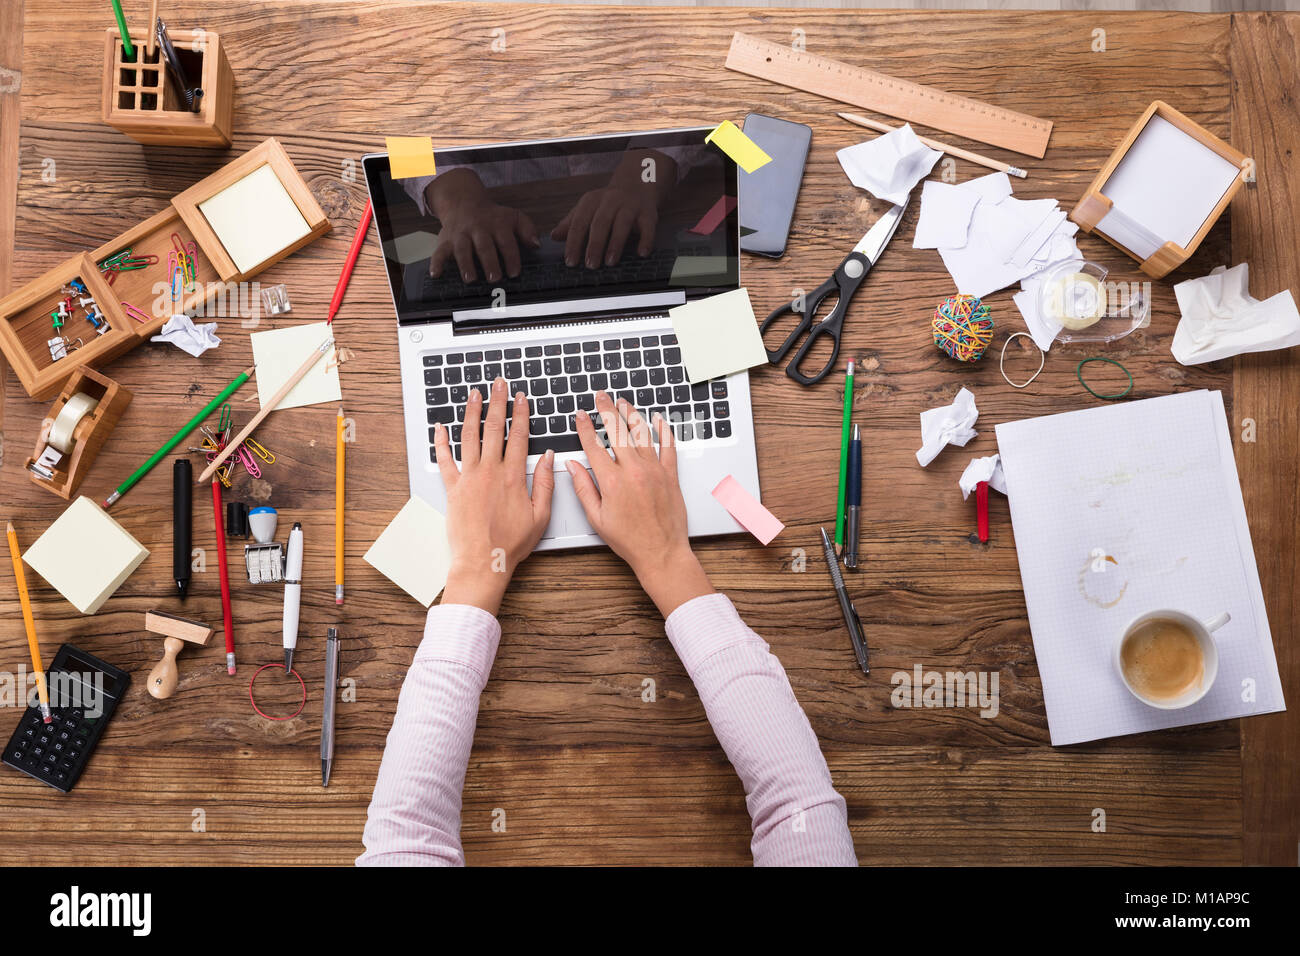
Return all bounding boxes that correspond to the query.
[760,200,907,385]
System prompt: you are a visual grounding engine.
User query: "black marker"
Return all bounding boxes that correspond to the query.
[173,457,192,598]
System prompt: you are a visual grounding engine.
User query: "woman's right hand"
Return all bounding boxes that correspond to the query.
[567,392,714,617]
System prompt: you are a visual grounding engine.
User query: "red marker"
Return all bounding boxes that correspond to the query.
[976,480,990,543]
[327,200,373,325]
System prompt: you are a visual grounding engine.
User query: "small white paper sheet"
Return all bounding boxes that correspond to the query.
[913,180,980,250]
[668,287,768,384]
[249,321,341,411]
[995,390,1285,746]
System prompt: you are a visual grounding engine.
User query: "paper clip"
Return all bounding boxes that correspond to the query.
[243,436,275,465]
[235,443,261,479]
[103,269,118,286]
[185,241,199,290]
[171,233,190,289]
[98,248,132,269]
[121,301,152,325]
[117,253,159,271]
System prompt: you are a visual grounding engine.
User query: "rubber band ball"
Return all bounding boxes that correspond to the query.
[931,294,994,362]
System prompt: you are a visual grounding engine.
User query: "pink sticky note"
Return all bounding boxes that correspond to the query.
[712,475,784,545]
[689,195,738,236]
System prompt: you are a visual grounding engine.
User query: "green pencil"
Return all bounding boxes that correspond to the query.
[834,359,855,550]
[103,365,255,509]
[111,0,134,58]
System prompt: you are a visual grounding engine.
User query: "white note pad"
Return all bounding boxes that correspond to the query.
[199,164,312,275]
[995,391,1285,746]
[249,322,340,411]
[364,497,452,607]
[1099,115,1241,252]
[23,497,149,614]
[668,287,768,384]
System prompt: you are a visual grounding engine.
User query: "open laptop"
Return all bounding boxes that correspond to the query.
[362,127,761,550]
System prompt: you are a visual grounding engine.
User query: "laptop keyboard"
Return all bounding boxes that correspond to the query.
[422,332,733,462]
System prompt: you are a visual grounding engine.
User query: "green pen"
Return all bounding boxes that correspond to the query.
[111,1,134,59]
[834,358,855,550]
[103,365,255,509]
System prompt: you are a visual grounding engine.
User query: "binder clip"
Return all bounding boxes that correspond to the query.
[244,506,284,584]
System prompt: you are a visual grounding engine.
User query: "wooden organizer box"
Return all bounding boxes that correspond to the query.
[102,28,234,147]
[0,138,330,399]
[1070,101,1249,279]
[25,367,133,500]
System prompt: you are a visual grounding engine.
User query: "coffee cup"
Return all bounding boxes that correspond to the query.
[1115,610,1228,709]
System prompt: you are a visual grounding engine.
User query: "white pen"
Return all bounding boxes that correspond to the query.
[282,522,304,671]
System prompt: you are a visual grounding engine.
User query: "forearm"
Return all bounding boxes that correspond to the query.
[666,594,857,866]
[356,604,500,866]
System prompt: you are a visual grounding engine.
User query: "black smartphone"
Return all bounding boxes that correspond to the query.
[739,113,812,258]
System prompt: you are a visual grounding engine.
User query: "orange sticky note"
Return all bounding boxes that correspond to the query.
[705,120,772,174]
[712,475,784,545]
[386,136,437,179]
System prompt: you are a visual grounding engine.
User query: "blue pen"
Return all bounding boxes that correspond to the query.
[843,424,861,569]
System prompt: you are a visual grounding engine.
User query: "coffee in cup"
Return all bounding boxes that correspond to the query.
[1115,610,1228,709]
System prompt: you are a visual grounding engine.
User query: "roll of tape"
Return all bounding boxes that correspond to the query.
[47,392,97,454]
[1044,272,1106,331]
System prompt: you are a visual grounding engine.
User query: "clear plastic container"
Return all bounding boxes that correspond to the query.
[1038,260,1150,344]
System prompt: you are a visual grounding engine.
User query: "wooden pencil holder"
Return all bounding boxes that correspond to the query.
[101,27,234,148]
[24,367,133,500]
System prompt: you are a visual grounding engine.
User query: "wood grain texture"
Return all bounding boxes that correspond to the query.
[1229,11,1300,868]
[0,0,21,433]
[0,1,1290,866]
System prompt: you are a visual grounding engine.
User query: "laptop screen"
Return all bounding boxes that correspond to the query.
[363,128,739,325]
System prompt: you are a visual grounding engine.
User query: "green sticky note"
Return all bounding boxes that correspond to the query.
[386,136,438,179]
[705,120,772,173]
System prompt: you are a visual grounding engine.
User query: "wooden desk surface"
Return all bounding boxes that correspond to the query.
[1,1,1296,866]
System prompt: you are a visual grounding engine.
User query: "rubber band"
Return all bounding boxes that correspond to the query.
[1077,356,1133,400]
[249,663,307,721]
[999,332,1044,389]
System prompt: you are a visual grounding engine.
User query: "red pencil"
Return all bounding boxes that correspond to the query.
[327,199,373,324]
[212,479,236,675]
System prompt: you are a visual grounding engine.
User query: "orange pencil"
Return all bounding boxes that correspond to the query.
[7,522,52,723]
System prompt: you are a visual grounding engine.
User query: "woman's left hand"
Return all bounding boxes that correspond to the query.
[434,377,555,615]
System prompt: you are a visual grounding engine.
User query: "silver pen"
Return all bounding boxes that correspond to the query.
[322,626,339,787]
[820,527,869,674]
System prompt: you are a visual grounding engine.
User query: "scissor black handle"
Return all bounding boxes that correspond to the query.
[761,251,873,385]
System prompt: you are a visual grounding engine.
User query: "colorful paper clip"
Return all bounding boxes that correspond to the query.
[121,301,152,325]
[243,437,275,465]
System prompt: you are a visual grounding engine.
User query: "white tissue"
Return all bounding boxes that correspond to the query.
[1171,263,1300,366]
[150,315,221,358]
[917,386,979,467]
[837,124,942,206]
[959,454,1007,500]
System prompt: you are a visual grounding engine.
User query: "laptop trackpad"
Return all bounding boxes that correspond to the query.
[529,468,593,539]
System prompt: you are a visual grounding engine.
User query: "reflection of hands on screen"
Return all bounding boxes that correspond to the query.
[425,168,540,283]
[552,149,678,269]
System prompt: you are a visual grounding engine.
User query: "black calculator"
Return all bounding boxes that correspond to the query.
[3,645,129,793]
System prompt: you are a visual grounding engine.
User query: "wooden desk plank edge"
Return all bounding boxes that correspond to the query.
[1230,11,1300,868]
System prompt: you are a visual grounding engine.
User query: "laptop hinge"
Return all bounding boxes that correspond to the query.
[452,291,685,326]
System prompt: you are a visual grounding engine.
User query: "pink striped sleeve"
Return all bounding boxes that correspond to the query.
[356,603,500,866]
[665,593,858,866]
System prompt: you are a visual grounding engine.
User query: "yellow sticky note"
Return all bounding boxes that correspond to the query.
[386,136,437,179]
[705,120,772,174]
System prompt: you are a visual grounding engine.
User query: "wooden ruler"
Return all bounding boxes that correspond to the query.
[725,33,1052,159]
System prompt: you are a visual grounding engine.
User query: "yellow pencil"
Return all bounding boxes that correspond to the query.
[335,407,345,605]
[6,521,52,724]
